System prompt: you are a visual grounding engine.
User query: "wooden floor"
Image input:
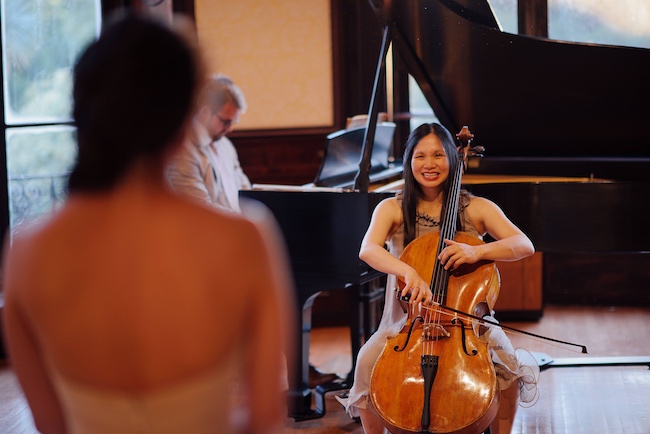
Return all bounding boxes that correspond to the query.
[1,304,649,433]
[279,304,650,434]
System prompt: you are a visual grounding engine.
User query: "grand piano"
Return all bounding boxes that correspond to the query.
[246,0,650,422]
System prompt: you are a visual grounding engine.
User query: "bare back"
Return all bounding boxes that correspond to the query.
[6,177,287,393]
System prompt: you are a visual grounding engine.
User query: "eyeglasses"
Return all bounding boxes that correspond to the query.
[214,112,237,128]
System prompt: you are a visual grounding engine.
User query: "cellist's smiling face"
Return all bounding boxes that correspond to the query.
[411,133,450,190]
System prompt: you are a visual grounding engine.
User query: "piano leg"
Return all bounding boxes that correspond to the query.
[289,278,386,421]
[288,283,364,421]
[312,283,361,418]
[289,287,353,421]
[360,276,386,341]
[287,291,321,421]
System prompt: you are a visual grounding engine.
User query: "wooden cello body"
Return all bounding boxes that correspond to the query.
[369,232,500,433]
[369,126,501,433]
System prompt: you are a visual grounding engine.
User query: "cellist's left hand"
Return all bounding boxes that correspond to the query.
[438,239,481,271]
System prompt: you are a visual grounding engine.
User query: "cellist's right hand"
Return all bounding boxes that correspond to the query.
[400,268,431,305]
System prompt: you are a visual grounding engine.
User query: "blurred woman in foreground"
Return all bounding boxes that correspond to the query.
[2,13,293,434]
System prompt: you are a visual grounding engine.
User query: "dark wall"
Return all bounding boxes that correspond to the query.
[544,253,650,306]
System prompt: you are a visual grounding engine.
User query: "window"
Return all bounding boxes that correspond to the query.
[408,75,439,132]
[549,0,650,48]
[1,0,100,230]
[489,0,518,33]
[6,126,77,227]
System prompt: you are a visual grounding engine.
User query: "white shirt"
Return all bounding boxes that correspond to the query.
[166,121,251,212]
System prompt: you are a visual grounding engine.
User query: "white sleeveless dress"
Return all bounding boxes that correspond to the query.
[45,356,243,434]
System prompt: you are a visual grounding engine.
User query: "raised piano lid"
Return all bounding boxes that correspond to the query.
[370,0,650,180]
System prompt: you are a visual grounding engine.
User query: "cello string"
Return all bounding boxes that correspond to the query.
[422,298,431,356]
[421,138,470,357]
[423,144,465,356]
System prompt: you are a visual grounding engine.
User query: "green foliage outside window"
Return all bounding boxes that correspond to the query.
[2,0,100,228]
[3,0,99,123]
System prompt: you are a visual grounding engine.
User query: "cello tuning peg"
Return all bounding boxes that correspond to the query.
[467,146,484,158]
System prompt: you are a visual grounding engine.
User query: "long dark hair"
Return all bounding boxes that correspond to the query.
[402,123,460,246]
[68,13,199,193]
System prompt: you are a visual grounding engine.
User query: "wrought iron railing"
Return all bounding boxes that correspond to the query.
[8,172,70,228]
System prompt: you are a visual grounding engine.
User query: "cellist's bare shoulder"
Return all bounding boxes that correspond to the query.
[369,197,403,238]
[375,196,403,219]
[464,194,522,239]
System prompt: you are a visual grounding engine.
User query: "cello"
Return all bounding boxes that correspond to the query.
[369,126,500,434]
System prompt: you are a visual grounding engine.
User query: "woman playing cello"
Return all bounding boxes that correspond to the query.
[338,123,538,434]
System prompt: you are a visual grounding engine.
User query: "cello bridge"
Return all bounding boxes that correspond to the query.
[423,323,450,341]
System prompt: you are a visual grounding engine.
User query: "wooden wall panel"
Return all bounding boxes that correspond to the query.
[230,128,335,186]
[494,253,543,320]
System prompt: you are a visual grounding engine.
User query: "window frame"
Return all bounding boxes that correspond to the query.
[0,0,195,250]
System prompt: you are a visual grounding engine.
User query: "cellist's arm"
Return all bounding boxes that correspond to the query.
[439,197,535,270]
[359,198,431,304]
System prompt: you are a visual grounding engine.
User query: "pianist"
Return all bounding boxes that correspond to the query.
[166,74,251,212]
[339,123,539,434]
